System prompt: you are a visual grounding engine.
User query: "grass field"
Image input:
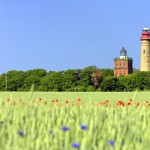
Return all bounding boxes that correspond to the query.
[0,91,150,150]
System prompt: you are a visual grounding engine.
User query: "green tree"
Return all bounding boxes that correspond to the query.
[62,69,78,91]
[120,72,150,91]
[77,66,98,88]
[0,74,8,91]
[101,69,114,78]
[100,76,125,91]
[39,72,62,91]
[4,70,26,91]
[22,68,47,91]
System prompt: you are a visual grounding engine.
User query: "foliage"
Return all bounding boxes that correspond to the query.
[100,76,125,91]
[101,69,114,79]
[39,72,62,91]
[1,66,150,92]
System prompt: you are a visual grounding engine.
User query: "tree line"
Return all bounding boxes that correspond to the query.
[0,66,149,92]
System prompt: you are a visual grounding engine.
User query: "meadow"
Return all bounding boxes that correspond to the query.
[0,91,150,150]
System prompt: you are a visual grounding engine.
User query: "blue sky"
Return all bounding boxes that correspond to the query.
[0,0,150,74]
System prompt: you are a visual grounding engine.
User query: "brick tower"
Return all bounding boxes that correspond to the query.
[140,27,150,71]
[114,47,133,77]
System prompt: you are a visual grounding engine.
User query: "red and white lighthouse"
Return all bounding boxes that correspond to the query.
[140,27,150,71]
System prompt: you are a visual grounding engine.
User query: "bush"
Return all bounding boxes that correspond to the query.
[100,76,125,92]
[87,86,96,92]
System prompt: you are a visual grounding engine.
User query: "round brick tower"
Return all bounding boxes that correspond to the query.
[140,27,150,71]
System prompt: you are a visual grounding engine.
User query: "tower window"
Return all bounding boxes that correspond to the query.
[120,64,122,67]
[143,50,146,54]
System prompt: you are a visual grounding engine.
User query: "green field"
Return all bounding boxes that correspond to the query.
[0,92,150,150]
[1,91,150,102]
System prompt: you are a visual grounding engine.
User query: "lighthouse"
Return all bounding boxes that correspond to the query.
[140,27,150,71]
[114,47,133,77]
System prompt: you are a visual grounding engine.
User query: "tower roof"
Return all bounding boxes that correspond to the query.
[143,27,149,31]
[120,47,127,56]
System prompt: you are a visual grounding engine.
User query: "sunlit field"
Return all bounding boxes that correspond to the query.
[1,91,150,150]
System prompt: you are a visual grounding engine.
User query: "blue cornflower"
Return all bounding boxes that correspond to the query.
[17,131,24,137]
[72,142,80,148]
[108,140,115,146]
[80,125,88,130]
[61,126,69,131]
[50,129,54,135]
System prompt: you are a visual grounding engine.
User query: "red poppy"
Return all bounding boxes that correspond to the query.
[78,98,81,101]
[105,100,109,103]
[127,102,131,106]
[136,102,140,107]
[38,98,42,100]
[65,100,69,103]
[7,98,10,102]
[122,103,125,107]
[130,99,133,102]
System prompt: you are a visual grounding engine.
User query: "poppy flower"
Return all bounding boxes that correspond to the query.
[7,98,10,102]
[130,99,133,102]
[78,98,81,101]
[127,102,131,105]
[65,100,69,103]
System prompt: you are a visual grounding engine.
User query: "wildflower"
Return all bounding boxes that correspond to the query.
[130,98,133,102]
[78,98,81,101]
[136,102,140,107]
[38,98,42,100]
[65,100,69,103]
[55,99,58,102]
[17,131,24,137]
[80,125,88,130]
[61,126,69,131]
[122,103,125,107]
[108,140,115,146]
[7,98,10,102]
[127,102,131,106]
[72,142,80,148]
[51,100,55,103]
[50,129,54,135]
[105,100,109,103]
